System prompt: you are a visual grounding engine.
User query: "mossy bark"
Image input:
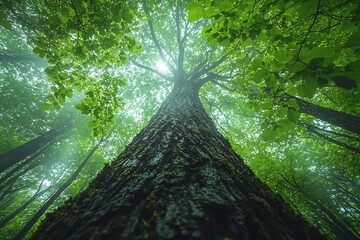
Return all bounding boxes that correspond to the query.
[32,83,324,239]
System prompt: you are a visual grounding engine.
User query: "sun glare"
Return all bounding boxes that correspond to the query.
[156,60,169,73]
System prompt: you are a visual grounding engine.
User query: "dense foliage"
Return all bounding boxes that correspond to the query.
[0,0,359,239]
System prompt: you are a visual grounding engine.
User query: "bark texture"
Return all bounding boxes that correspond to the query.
[32,83,324,239]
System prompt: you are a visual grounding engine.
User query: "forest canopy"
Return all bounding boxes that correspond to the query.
[0,0,359,239]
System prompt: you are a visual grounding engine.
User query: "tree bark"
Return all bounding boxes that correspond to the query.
[0,123,72,172]
[285,93,360,135]
[31,83,324,240]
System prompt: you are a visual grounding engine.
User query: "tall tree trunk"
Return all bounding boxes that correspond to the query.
[0,158,48,201]
[31,83,324,240]
[13,136,105,240]
[314,200,359,240]
[285,93,360,135]
[0,140,53,187]
[0,123,72,172]
[0,179,48,229]
[299,121,360,154]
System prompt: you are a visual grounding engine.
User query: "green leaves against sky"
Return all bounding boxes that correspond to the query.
[0,0,359,239]
[29,0,142,136]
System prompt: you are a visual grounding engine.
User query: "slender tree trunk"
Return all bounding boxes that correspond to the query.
[0,123,72,172]
[31,83,324,240]
[0,141,53,187]
[13,136,105,240]
[285,93,360,135]
[299,121,360,154]
[0,158,47,201]
[314,200,359,240]
[0,179,48,229]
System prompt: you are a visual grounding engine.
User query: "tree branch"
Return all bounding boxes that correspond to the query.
[142,0,176,75]
[210,79,235,92]
[175,4,182,47]
[274,0,322,97]
[131,59,174,82]
[190,55,227,84]
[159,42,177,65]
[175,3,185,80]
[200,56,227,76]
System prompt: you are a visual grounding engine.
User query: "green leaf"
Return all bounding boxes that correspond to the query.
[188,2,203,22]
[253,70,266,83]
[66,89,73,98]
[46,95,56,103]
[317,77,328,87]
[278,119,296,131]
[332,76,357,90]
[261,128,275,141]
[53,103,61,110]
[60,15,69,24]
[291,61,307,74]
[287,108,300,123]
[303,47,334,65]
[42,103,52,111]
[33,47,46,58]
[81,108,91,114]
[45,67,57,76]
[75,103,83,110]
[265,75,277,88]
[298,0,317,19]
[122,10,134,23]
[296,75,318,98]
[0,11,11,29]
[345,30,360,48]
[0,19,11,30]
[278,107,288,118]
[215,0,233,11]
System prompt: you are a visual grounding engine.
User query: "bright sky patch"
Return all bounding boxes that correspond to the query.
[156,60,169,73]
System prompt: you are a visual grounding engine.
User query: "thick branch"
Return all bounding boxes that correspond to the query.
[210,79,234,92]
[197,72,232,87]
[131,59,174,82]
[199,56,227,76]
[187,50,213,80]
[175,4,182,47]
[191,55,227,83]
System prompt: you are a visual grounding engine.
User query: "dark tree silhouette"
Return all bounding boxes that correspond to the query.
[0,123,72,172]
[285,94,360,135]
